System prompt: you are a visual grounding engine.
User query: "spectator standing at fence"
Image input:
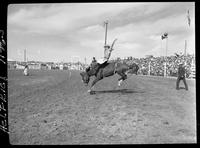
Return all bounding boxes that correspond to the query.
[176,63,188,90]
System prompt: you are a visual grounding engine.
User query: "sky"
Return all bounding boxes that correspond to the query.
[7,2,195,63]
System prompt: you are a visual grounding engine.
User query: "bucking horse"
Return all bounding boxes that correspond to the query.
[80,60,139,94]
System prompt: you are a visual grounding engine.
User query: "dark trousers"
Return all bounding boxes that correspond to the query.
[176,76,188,90]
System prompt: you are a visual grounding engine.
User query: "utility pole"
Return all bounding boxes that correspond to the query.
[104,20,108,46]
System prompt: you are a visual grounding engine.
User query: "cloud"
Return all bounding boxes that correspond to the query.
[8,3,136,35]
[7,2,195,62]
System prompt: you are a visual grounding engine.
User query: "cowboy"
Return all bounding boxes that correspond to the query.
[97,44,113,64]
[176,63,188,90]
[87,39,117,74]
[87,45,114,75]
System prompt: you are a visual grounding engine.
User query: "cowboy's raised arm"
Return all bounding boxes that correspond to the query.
[110,38,117,51]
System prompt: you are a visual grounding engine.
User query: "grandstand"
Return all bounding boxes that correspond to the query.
[112,54,195,79]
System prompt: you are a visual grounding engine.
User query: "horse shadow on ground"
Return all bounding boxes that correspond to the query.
[90,89,145,95]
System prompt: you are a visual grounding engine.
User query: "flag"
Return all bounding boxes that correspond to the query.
[161,32,168,40]
[187,10,191,27]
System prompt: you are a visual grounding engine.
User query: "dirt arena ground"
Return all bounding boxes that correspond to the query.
[8,69,196,144]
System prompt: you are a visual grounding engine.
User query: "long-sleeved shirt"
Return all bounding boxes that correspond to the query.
[104,46,113,61]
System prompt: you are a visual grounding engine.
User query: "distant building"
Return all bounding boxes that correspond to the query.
[46,64,51,70]
[46,62,54,70]
[59,64,63,70]
[51,63,59,70]
[70,63,81,70]
[28,63,41,69]
[40,63,48,70]
[16,64,25,69]
[7,61,16,69]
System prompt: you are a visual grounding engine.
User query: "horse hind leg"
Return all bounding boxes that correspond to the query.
[118,79,123,87]
[117,72,127,87]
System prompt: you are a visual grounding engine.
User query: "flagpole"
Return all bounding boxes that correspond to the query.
[164,43,166,78]
[184,9,190,77]
[166,37,168,58]
[165,37,168,77]
[184,9,189,62]
[161,32,168,77]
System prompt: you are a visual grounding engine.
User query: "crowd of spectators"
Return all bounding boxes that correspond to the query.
[112,53,195,78]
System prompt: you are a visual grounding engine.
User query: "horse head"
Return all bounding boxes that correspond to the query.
[80,71,90,86]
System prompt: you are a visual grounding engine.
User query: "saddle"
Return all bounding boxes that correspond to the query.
[88,61,109,76]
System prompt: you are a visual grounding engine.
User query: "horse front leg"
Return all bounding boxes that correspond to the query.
[88,77,101,93]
